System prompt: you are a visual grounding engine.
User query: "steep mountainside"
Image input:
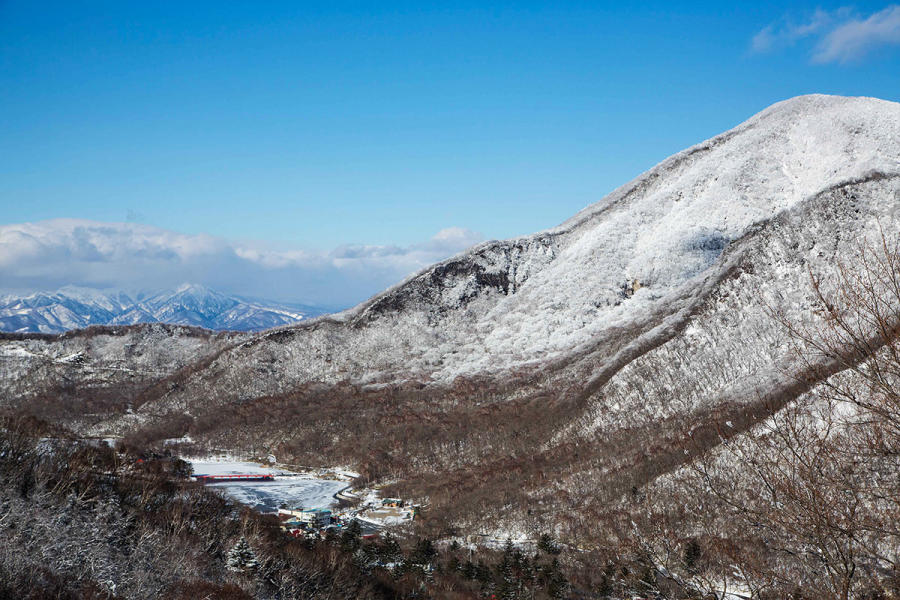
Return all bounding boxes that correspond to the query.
[121,95,900,406]
[0,284,328,333]
[2,94,899,542]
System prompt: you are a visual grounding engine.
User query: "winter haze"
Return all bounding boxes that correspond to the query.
[0,219,483,308]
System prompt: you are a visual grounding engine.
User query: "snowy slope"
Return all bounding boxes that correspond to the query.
[2,95,899,477]
[0,284,328,333]
[2,94,900,545]
[120,95,900,417]
[0,322,242,431]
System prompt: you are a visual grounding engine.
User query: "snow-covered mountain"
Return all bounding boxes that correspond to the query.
[0,284,329,333]
[5,94,899,408]
[113,95,900,396]
[2,94,899,543]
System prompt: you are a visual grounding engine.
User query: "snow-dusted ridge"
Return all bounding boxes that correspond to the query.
[198,94,900,390]
[3,95,900,441]
[3,95,900,568]
[332,95,898,323]
[0,284,329,333]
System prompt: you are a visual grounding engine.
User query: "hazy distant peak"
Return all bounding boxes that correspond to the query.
[0,285,330,334]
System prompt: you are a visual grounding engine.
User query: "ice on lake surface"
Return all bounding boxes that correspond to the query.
[189,460,346,513]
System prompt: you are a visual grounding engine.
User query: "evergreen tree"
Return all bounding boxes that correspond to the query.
[341,519,362,552]
[537,533,560,555]
[683,538,702,573]
[358,542,379,571]
[502,538,515,561]
[410,537,437,566]
[497,539,518,599]
[520,556,536,592]
[378,533,402,563]
[461,559,477,579]
[225,537,258,573]
[475,560,493,588]
[546,558,568,600]
[323,527,338,544]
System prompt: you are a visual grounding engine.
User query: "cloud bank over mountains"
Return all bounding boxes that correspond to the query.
[0,219,484,308]
[752,5,900,63]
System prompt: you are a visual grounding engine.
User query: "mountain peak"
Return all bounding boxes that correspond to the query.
[0,285,330,333]
[173,283,217,295]
[758,92,896,116]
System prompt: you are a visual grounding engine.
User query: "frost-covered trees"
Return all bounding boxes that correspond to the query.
[635,232,900,599]
[226,537,259,573]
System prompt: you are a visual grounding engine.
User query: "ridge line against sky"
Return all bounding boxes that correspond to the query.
[1,2,899,307]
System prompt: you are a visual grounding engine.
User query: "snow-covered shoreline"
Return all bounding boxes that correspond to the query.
[188,460,346,513]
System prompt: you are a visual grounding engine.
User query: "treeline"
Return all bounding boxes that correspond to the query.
[0,413,638,599]
[0,414,391,599]
[0,321,223,342]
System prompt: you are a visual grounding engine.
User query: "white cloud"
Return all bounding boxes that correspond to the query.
[813,5,900,63]
[750,9,838,53]
[750,25,778,54]
[751,5,900,63]
[0,219,484,308]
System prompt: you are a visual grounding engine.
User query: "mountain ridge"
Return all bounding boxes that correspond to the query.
[0,284,331,333]
[155,94,898,393]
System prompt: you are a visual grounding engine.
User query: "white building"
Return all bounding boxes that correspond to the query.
[293,508,332,528]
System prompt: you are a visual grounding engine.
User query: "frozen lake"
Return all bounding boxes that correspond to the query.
[189,460,346,513]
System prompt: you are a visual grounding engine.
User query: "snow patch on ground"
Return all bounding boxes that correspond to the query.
[0,345,38,358]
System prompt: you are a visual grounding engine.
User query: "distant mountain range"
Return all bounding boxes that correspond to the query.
[0,284,331,333]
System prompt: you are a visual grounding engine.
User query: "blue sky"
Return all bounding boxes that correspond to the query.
[1,1,899,305]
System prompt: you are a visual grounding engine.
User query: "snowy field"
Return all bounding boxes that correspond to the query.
[189,460,346,513]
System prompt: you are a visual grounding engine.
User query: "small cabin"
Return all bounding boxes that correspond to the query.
[381,498,404,508]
